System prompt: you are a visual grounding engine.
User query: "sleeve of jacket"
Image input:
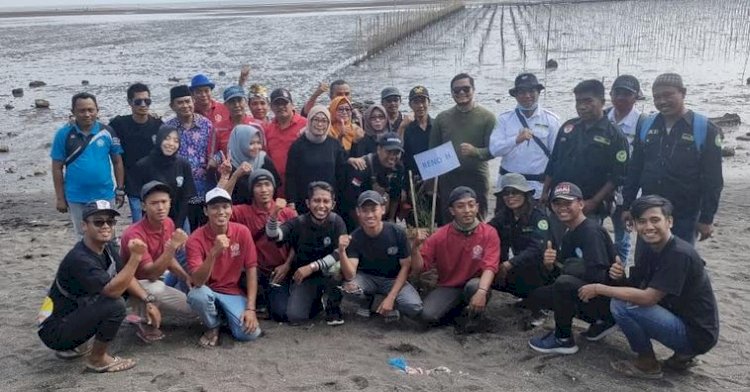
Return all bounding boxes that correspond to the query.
[509,211,549,269]
[698,122,724,224]
[544,123,566,177]
[623,130,645,210]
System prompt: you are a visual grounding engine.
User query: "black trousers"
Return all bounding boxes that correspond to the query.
[187,203,207,231]
[38,296,126,351]
[527,274,612,338]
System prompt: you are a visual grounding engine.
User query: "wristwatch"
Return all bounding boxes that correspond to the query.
[144,294,156,304]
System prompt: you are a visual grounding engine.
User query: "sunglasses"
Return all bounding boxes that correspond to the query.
[452,86,472,95]
[88,218,117,228]
[132,98,152,107]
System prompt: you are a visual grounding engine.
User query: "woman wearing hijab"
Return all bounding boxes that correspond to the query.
[134,125,196,229]
[285,105,348,214]
[219,124,281,205]
[328,96,363,153]
[350,104,390,159]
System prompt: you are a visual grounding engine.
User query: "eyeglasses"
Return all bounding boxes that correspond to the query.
[132,98,152,107]
[370,115,386,121]
[337,107,352,113]
[452,86,472,95]
[311,117,329,124]
[88,218,117,228]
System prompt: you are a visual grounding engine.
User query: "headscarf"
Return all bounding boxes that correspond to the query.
[304,105,331,144]
[150,125,180,167]
[228,124,267,171]
[328,96,361,151]
[362,104,391,137]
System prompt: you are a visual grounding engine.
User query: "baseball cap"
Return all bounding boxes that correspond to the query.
[377,132,404,152]
[223,85,247,102]
[270,88,293,104]
[380,87,401,100]
[140,181,172,201]
[448,186,477,206]
[357,190,385,207]
[509,73,545,96]
[249,169,276,189]
[170,85,191,102]
[611,75,642,97]
[551,182,583,201]
[82,200,121,220]
[205,187,232,205]
[190,74,215,91]
[497,173,533,194]
[408,85,430,101]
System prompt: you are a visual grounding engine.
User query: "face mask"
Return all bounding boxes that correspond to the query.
[516,102,538,113]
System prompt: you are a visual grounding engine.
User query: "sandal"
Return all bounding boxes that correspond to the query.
[86,356,136,373]
[135,323,165,344]
[611,359,663,379]
[198,328,219,348]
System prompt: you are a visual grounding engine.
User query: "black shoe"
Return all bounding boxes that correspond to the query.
[582,320,617,342]
[326,307,345,326]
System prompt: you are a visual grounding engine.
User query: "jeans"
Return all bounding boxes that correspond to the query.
[528,274,612,338]
[38,296,126,351]
[164,248,190,294]
[187,285,262,342]
[258,271,291,322]
[287,275,342,324]
[67,198,115,239]
[128,196,142,223]
[343,273,423,318]
[610,298,692,355]
[421,278,483,324]
[611,205,632,263]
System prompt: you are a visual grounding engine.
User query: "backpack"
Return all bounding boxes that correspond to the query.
[638,112,708,151]
[63,122,115,166]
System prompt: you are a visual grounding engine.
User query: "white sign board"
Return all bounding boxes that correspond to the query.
[414,142,460,181]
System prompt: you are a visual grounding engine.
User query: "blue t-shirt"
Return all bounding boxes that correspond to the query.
[50,122,123,203]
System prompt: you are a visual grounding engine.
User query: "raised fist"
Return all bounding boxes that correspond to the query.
[128,238,148,256]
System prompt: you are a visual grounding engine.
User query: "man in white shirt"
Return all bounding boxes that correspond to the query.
[490,73,560,207]
[605,75,645,263]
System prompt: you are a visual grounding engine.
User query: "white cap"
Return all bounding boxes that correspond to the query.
[205,187,232,204]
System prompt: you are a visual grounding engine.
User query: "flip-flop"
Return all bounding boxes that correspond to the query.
[198,329,219,348]
[135,324,165,344]
[86,356,136,373]
[55,342,92,360]
[611,359,663,379]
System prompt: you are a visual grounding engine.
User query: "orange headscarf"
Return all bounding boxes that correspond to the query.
[328,96,362,151]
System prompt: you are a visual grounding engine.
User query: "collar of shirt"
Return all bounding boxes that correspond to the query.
[72,121,102,135]
[271,112,304,130]
[607,107,640,135]
[577,115,611,132]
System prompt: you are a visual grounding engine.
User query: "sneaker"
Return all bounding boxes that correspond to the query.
[326,307,345,326]
[582,320,617,342]
[355,306,372,318]
[529,331,579,354]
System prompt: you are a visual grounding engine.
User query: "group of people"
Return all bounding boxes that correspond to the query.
[40,69,721,380]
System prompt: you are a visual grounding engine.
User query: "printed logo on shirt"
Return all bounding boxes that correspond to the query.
[323,237,331,247]
[563,124,574,134]
[537,219,549,231]
[230,242,240,257]
[574,247,583,258]
[387,246,398,256]
[616,150,627,163]
[593,135,611,146]
[176,176,184,187]
[471,245,484,260]
[681,133,695,142]
[715,134,722,147]
[351,177,363,187]
[96,138,105,147]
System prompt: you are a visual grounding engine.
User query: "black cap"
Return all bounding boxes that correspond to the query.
[509,73,545,97]
[552,182,584,201]
[82,200,121,220]
[380,87,401,100]
[377,132,404,152]
[448,186,477,206]
[270,88,292,104]
[170,85,191,102]
[612,74,642,98]
[140,180,172,201]
[357,190,386,207]
[408,85,430,101]
[249,168,276,189]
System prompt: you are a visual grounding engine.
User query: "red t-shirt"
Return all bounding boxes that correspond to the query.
[420,223,500,288]
[196,99,231,127]
[231,202,297,273]
[120,217,176,280]
[213,115,264,156]
[264,113,307,197]
[186,222,257,295]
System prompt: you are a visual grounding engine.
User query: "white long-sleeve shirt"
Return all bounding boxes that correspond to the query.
[489,106,560,197]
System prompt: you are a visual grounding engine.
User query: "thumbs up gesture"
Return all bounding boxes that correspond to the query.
[609,255,626,281]
[543,240,556,270]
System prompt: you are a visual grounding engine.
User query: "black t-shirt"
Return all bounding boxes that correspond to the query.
[346,222,409,278]
[558,218,615,283]
[343,153,405,214]
[47,241,123,319]
[489,206,549,269]
[280,212,347,272]
[628,236,719,354]
[403,117,432,177]
[109,115,163,196]
[285,137,348,212]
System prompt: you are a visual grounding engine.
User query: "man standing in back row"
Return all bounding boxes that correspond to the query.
[623,73,723,245]
[430,73,496,222]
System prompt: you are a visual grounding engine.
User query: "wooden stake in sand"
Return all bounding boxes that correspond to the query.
[408,170,419,227]
[430,177,439,233]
